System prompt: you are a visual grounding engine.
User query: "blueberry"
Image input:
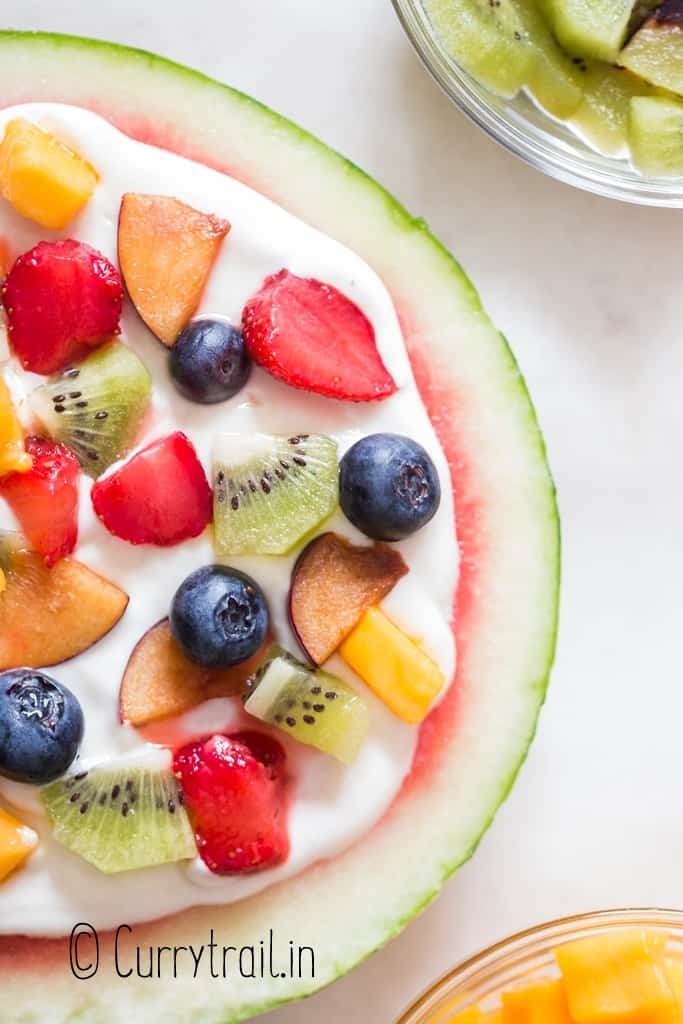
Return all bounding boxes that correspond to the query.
[339,433,441,541]
[0,670,84,785]
[170,565,269,668]
[169,318,251,404]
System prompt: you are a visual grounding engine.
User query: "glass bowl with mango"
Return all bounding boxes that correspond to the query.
[397,909,683,1023]
[392,0,683,206]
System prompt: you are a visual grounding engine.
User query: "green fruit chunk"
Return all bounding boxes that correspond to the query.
[629,94,683,174]
[570,64,652,155]
[29,341,152,477]
[42,752,196,874]
[244,647,370,764]
[539,0,634,61]
[425,0,538,98]
[621,12,683,96]
[514,0,584,118]
[213,432,338,556]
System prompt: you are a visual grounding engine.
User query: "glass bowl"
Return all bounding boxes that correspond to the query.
[397,909,683,1023]
[391,0,683,207]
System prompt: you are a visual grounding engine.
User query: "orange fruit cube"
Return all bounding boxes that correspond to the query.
[0,806,37,882]
[0,376,31,477]
[502,978,573,1023]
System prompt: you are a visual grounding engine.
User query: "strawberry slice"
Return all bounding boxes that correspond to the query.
[2,240,123,374]
[173,731,289,874]
[91,431,212,546]
[0,437,79,566]
[242,269,397,402]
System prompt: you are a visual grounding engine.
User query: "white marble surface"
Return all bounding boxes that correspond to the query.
[4,1,683,1021]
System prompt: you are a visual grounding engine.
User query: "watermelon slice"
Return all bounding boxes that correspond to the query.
[0,32,559,1024]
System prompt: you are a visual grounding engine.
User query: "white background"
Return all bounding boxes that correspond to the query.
[4,1,683,1021]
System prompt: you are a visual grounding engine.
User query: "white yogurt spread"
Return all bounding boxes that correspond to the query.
[0,105,458,937]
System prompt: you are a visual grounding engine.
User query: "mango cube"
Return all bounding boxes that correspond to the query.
[0,807,37,882]
[0,376,31,477]
[663,959,683,1013]
[446,1009,484,1024]
[0,118,98,230]
[502,979,573,1024]
[556,929,678,1023]
[340,606,444,723]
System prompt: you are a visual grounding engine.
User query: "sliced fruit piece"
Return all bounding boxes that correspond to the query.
[2,239,123,375]
[629,95,683,175]
[42,750,196,874]
[0,437,79,566]
[539,0,634,61]
[0,807,37,882]
[244,647,370,764]
[289,531,408,665]
[340,606,445,724]
[173,731,289,874]
[570,65,651,156]
[555,929,678,1024]
[502,979,572,1023]
[92,431,212,545]
[213,432,338,556]
[0,534,128,669]
[621,3,683,96]
[120,618,270,727]
[0,118,98,230]
[242,269,396,402]
[424,0,538,99]
[447,1010,484,1024]
[30,341,152,478]
[0,376,31,477]
[118,193,230,346]
[514,0,584,118]
[663,958,683,1013]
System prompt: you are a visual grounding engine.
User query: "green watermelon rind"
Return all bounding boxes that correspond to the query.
[0,31,560,1024]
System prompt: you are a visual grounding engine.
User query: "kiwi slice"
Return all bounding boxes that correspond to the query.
[30,342,152,477]
[213,432,338,556]
[42,751,196,874]
[244,647,370,765]
[629,95,683,175]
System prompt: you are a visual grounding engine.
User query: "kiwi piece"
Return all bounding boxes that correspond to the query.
[570,64,652,156]
[29,341,152,478]
[621,5,683,96]
[513,0,584,119]
[244,646,370,765]
[213,432,338,556]
[538,0,634,62]
[424,0,538,99]
[629,95,683,175]
[41,751,196,874]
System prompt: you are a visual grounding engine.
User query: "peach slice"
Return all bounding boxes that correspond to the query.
[120,618,267,726]
[289,531,408,665]
[118,193,230,346]
[0,538,128,669]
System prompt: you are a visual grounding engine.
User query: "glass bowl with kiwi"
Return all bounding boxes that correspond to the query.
[392,0,683,206]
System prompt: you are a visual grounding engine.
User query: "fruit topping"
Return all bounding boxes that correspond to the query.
[340,606,445,724]
[0,532,128,670]
[242,269,397,402]
[170,565,269,669]
[118,193,230,346]
[30,341,152,477]
[0,118,98,230]
[289,531,408,665]
[621,2,683,96]
[0,668,84,784]
[120,618,270,727]
[339,433,441,541]
[2,239,123,375]
[42,750,196,874]
[0,437,79,566]
[173,731,289,875]
[169,318,251,403]
[0,375,32,477]
[502,979,572,1023]
[91,431,211,546]
[541,0,635,62]
[244,647,370,764]
[0,806,38,882]
[213,432,338,556]
[629,95,683,176]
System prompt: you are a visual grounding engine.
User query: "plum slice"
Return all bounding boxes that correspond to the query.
[289,531,408,665]
[118,193,230,347]
[0,535,128,669]
[120,618,268,726]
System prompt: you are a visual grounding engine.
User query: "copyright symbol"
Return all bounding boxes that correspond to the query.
[69,922,99,980]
